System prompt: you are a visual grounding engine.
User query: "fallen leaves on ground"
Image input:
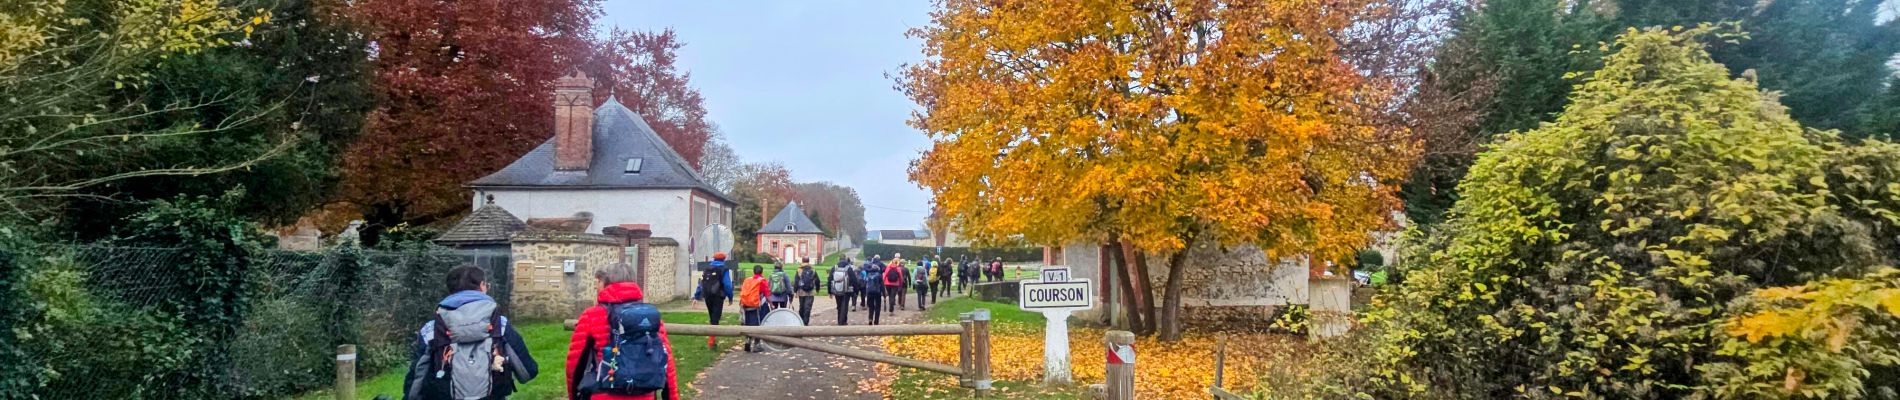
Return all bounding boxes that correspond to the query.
[886,327,1314,399]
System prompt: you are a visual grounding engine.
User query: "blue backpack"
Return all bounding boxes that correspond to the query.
[586,302,669,395]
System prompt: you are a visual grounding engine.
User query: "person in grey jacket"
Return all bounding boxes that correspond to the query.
[404,266,537,400]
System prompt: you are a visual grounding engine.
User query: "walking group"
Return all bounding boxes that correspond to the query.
[401,263,680,400]
[394,252,1008,400]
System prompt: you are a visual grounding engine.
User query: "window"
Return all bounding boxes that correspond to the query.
[623,158,643,173]
[785,223,795,232]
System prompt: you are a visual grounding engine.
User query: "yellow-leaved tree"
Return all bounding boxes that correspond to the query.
[899,0,1415,340]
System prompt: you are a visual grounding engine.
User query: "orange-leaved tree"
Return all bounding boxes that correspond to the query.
[900,0,1415,340]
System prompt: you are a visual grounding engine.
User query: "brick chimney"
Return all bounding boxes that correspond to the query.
[553,71,595,171]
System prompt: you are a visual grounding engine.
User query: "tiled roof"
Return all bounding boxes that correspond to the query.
[876,229,920,241]
[434,203,527,245]
[469,97,733,204]
[763,202,825,234]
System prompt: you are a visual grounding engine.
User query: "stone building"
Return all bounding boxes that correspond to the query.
[756,201,826,263]
[456,71,734,311]
[437,70,725,316]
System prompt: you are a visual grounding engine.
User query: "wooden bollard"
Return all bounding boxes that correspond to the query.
[1104,331,1135,400]
[972,308,993,396]
[335,344,357,400]
[959,312,975,388]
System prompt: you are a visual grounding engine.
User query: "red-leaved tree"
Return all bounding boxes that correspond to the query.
[334,0,599,240]
[585,27,714,168]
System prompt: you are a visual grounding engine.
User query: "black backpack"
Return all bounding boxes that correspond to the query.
[581,302,669,395]
[699,267,724,298]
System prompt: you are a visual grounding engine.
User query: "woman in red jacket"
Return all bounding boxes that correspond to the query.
[566,263,679,400]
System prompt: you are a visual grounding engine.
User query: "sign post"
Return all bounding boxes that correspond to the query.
[1020,266,1091,386]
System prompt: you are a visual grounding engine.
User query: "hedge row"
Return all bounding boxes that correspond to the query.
[861,241,1041,263]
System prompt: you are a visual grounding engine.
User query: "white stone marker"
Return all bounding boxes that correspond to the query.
[1019,266,1092,386]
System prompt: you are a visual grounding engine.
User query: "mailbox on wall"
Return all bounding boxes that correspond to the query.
[563,259,577,274]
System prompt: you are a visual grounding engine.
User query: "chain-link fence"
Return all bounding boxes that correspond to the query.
[8,243,513,399]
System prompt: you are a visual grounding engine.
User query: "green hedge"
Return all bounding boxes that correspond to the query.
[861,242,1041,263]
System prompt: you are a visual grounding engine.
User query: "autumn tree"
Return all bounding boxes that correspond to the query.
[584,27,715,168]
[902,0,1414,341]
[335,0,597,242]
[792,181,868,242]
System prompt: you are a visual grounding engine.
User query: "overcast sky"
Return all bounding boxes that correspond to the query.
[600,2,936,231]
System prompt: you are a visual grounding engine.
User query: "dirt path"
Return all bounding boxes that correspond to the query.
[688,288,962,400]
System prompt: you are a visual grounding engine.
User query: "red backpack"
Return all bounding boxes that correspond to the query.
[882,263,903,286]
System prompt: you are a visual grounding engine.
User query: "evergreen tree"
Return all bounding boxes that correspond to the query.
[1403,0,1900,225]
[58,0,374,236]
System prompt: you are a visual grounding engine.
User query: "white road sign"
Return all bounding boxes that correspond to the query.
[1020,280,1092,310]
[1040,267,1070,283]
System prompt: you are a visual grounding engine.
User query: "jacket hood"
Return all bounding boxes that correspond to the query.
[597,281,645,303]
[439,290,494,309]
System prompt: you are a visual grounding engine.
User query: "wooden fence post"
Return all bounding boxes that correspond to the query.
[335,344,356,400]
[1105,331,1135,400]
[972,308,993,396]
[959,312,976,388]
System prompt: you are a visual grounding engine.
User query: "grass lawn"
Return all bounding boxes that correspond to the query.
[291,311,738,400]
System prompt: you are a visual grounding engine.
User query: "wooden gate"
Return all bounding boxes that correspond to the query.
[663,309,995,395]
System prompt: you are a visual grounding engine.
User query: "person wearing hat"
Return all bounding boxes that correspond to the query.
[692,252,735,350]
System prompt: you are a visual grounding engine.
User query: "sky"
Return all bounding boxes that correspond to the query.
[599,2,936,231]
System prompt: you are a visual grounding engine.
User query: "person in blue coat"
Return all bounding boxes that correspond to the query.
[404,266,537,400]
[692,252,735,349]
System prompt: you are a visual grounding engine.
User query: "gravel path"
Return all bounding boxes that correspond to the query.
[688,289,957,399]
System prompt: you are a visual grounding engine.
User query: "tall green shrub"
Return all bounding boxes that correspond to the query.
[1368,26,1900,398]
[114,191,267,397]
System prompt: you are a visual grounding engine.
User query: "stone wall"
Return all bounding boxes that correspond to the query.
[641,238,681,302]
[1058,240,1309,327]
[509,234,621,320]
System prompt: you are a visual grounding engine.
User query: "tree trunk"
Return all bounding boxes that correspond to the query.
[1159,249,1189,342]
[1129,248,1157,336]
[1106,234,1145,333]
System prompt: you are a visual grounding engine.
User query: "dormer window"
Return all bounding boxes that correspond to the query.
[623,158,643,174]
[784,223,795,232]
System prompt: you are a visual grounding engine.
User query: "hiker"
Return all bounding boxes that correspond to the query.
[794,258,820,324]
[926,257,941,302]
[404,266,537,400]
[564,263,678,400]
[936,256,954,298]
[957,256,973,294]
[691,252,734,350]
[738,265,770,352]
[861,257,885,325]
[828,257,856,325]
[848,256,868,310]
[768,263,792,310]
[912,259,931,309]
[990,257,1005,282]
[882,256,905,313]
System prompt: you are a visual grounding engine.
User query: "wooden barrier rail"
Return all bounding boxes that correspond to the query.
[751,334,962,376]
[660,323,964,337]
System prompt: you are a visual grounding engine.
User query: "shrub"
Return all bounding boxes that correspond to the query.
[1366,26,1900,398]
[861,241,1041,263]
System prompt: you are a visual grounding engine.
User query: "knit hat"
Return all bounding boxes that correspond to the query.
[713,252,727,261]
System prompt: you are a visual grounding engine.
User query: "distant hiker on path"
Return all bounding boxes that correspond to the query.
[958,256,974,294]
[404,266,538,400]
[912,260,931,309]
[564,263,679,400]
[989,257,1004,282]
[739,265,769,352]
[934,255,954,299]
[691,252,734,350]
[862,256,886,325]
[794,258,820,324]
[768,263,792,310]
[828,257,856,325]
[882,255,905,313]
